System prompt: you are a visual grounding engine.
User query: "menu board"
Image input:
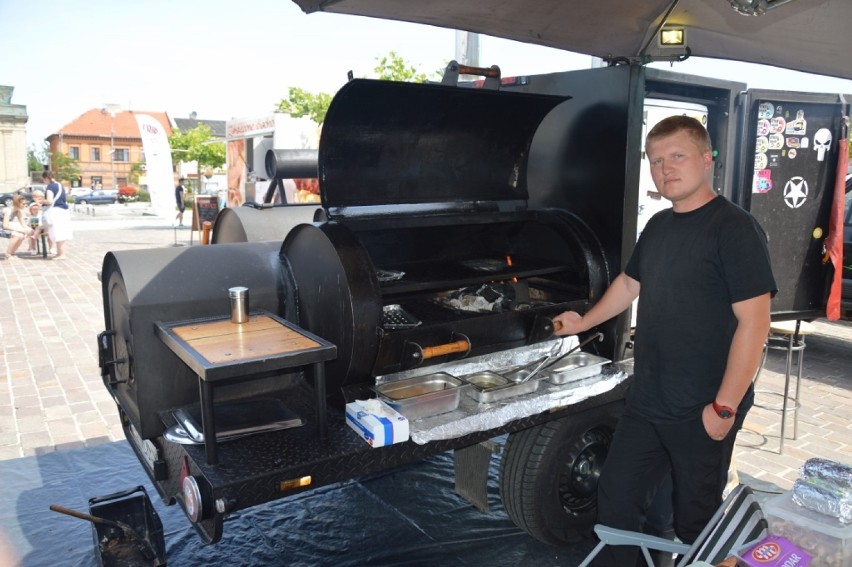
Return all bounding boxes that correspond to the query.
[192,195,219,231]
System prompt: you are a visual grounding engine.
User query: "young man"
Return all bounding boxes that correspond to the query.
[175,179,186,227]
[555,115,776,566]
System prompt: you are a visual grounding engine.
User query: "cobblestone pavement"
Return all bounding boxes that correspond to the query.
[1,203,850,496]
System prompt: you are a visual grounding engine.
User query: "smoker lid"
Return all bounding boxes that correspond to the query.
[319,79,569,212]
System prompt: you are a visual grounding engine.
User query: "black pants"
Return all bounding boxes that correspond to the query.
[591,409,745,567]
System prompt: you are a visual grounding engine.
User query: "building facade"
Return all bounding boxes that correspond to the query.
[47,109,172,190]
[0,86,29,193]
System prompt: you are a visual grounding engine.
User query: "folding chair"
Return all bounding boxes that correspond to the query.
[578,484,767,567]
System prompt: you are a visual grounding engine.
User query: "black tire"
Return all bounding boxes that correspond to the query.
[499,403,622,546]
[3,198,11,207]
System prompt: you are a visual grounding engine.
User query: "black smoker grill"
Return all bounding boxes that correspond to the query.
[98,78,629,545]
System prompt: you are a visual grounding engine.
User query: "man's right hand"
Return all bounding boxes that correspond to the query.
[553,311,585,336]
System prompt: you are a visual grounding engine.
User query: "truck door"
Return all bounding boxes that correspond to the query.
[736,90,847,320]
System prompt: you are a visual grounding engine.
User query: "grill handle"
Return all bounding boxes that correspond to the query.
[421,339,471,360]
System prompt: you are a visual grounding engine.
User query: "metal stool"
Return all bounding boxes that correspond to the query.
[753,320,814,454]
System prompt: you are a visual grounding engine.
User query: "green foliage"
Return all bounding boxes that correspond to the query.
[373,51,429,83]
[136,189,151,203]
[275,51,437,126]
[53,152,81,185]
[28,143,47,174]
[276,88,333,125]
[128,162,145,185]
[168,124,226,170]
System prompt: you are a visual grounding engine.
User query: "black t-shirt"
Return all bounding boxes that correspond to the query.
[625,196,777,422]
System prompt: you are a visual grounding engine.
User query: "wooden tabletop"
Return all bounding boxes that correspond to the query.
[172,315,321,365]
[156,311,336,382]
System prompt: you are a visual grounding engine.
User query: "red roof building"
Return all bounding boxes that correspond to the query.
[46,108,172,190]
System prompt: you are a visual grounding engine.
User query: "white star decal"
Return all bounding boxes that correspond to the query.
[783,176,808,208]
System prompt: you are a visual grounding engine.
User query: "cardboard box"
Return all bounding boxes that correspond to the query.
[764,492,852,567]
[345,399,409,447]
[736,536,811,566]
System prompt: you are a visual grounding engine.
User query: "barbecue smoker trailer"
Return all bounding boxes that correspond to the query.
[97,64,844,549]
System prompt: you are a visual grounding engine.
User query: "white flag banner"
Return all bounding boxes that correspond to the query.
[135,114,174,219]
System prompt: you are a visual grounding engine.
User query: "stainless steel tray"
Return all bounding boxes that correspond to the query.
[382,304,421,329]
[545,353,610,385]
[375,372,463,420]
[461,371,541,403]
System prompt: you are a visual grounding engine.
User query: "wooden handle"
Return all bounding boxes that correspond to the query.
[456,64,501,79]
[421,339,470,360]
[50,504,110,525]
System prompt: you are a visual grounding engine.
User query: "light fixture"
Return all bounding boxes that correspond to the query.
[658,25,686,48]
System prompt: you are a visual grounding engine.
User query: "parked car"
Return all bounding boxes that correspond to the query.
[69,186,93,198]
[0,187,33,207]
[76,190,118,205]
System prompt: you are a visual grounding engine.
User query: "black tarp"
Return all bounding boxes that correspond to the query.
[0,441,595,566]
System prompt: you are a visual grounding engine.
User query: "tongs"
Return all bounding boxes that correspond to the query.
[511,331,605,383]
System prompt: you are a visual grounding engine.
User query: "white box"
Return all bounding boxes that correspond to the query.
[345,399,409,447]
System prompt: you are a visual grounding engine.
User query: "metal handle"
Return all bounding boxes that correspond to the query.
[421,339,471,360]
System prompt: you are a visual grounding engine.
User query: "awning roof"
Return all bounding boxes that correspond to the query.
[290,0,852,81]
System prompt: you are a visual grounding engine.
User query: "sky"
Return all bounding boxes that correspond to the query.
[3,0,852,150]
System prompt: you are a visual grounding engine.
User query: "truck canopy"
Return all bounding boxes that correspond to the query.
[290,0,852,82]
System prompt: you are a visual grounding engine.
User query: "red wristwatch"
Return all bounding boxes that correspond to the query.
[712,401,736,419]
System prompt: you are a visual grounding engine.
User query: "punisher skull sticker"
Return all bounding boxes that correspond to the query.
[783,176,808,208]
[813,128,832,161]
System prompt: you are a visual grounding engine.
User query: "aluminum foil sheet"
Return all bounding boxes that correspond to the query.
[801,457,852,491]
[793,458,852,524]
[376,337,629,445]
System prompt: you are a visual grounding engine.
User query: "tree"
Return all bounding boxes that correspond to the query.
[168,124,226,174]
[275,51,438,126]
[52,152,81,186]
[128,161,145,186]
[27,143,47,175]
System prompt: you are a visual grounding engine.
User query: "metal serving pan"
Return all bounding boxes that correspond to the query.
[375,372,463,420]
[545,353,610,385]
[461,371,541,403]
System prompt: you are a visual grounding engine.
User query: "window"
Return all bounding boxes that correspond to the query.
[92,176,103,189]
[91,147,101,161]
[69,147,80,160]
[117,177,127,187]
[114,148,129,162]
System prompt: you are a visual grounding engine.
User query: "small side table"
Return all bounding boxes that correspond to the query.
[156,311,337,465]
[753,319,814,454]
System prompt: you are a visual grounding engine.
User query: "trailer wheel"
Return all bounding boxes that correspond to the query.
[499,405,620,546]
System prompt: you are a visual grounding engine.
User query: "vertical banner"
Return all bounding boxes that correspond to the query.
[825,134,849,320]
[135,114,174,219]
[227,139,246,208]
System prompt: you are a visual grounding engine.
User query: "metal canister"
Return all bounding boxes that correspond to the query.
[229,286,249,323]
